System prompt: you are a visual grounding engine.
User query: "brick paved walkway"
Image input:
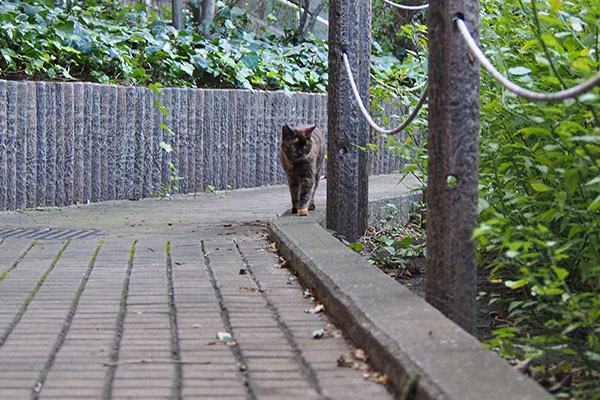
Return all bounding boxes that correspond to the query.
[0,178,401,399]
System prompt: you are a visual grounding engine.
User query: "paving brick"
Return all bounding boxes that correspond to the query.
[181,385,247,397]
[0,178,411,399]
[111,366,173,380]
[110,387,172,399]
[0,388,31,398]
[39,390,102,399]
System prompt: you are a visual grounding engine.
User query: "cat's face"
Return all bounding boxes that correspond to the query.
[281,125,316,160]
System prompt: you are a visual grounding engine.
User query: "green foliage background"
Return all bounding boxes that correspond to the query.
[475,1,599,397]
[351,0,600,397]
[0,0,331,92]
[372,1,600,397]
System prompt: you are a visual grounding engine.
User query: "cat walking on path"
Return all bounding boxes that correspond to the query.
[280,124,326,216]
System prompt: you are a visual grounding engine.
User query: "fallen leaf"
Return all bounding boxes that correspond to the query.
[304,304,325,314]
[352,348,367,362]
[217,332,232,341]
[323,323,342,338]
[312,329,326,339]
[337,354,353,368]
[313,323,340,340]
[513,357,533,373]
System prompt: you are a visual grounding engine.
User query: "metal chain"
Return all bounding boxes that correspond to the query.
[342,53,428,135]
[456,18,600,102]
[382,0,429,10]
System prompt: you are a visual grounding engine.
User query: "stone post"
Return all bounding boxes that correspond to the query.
[327,0,372,242]
[426,1,480,333]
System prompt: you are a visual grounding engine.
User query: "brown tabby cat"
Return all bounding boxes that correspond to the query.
[280,124,326,216]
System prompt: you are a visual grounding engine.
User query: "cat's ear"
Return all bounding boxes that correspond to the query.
[282,125,295,140]
[304,125,317,139]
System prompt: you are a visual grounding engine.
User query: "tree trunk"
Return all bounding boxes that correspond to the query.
[171,0,183,29]
[326,0,372,242]
[201,0,215,24]
[425,0,480,334]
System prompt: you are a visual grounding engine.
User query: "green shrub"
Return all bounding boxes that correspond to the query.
[0,0,330,92]
[367,1,599,396]
[0,0,405,95]
[476,0,600,396]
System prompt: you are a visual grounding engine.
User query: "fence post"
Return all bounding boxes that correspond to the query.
[172,0,183,30]
[327,0,372,242]
[426,1,480,333]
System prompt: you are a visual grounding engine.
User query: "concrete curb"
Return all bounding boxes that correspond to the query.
[368,192,422,230]
[269,195,552,400]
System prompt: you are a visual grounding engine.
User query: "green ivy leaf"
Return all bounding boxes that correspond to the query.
[153,101,168,116]
[159,123,175,135]
[240,52,259,70]
[179,62,194,76]
[508,66,531,76]
[149,82,164,95]
[348,242,363,252]
[505,250,520,259]
[160,142,173,153]
[552,266,569,280]
[588,194,600,212]
[531,182,551,192]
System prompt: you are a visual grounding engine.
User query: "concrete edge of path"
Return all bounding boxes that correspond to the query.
[269,193,553,400]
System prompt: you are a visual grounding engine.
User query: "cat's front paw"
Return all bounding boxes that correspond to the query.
[291,207,298,214]
[308,203,315,210]
[298,208,308,216]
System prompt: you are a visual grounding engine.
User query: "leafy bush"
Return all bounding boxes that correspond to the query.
[367,21,429,189]
[475,0,600,397]
[354,202,426,276]
[367,0,599,397]
[0,0,404,96]
[371,0,427,59]
[0,0,331,92]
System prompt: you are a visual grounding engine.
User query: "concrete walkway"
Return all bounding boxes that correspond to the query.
[0,175,413,400]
